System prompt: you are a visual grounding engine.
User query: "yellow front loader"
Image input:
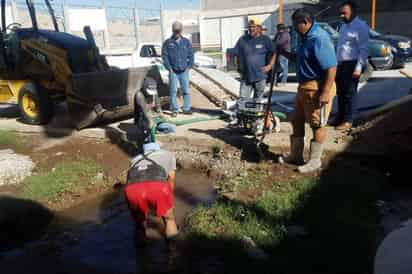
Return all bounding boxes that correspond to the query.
[0,0,154,129]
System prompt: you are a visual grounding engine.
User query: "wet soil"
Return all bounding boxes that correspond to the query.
[1,168,216,274]
[2,99,412,274]
[32,137,130,180]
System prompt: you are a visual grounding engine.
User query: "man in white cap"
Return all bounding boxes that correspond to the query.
[162,21,194,117]
[229,17,277,128]
[234,17,276,100]
[124,141,179,246]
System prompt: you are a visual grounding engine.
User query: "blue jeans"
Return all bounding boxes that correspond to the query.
[169,69,191,112]
[277,55,288,84]
[239,80,266,99]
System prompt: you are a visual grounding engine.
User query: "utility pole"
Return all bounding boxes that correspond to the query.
[371,0,376,30]
[102,0,111,50]
[159,0,165,42]
[133,0,140,48]
[278,0,283,24]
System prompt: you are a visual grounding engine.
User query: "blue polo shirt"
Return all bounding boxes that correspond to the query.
[234,34,274,84]
[296,22,337,83]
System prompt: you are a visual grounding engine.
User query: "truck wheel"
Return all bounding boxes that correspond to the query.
[18,83,54,125]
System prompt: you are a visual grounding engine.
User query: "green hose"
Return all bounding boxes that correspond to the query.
[153,115,222,126]
[150,112,287,138]
[150,115,223,138]
[170,116,222,126]
[273,112,287,121]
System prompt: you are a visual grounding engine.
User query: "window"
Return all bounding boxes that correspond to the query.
[140,45,161,58]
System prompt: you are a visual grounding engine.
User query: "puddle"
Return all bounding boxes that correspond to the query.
[1,169,216,273]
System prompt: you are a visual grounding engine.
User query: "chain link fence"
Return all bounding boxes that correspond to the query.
[8,0,163,51]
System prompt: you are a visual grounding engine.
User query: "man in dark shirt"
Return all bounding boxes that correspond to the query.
[274,23,291,86]
[233,18,277,100]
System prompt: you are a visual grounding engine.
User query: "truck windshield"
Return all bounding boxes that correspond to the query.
[140,45,161,58]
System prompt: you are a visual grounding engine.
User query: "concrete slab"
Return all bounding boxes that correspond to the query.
[197,67,241,97]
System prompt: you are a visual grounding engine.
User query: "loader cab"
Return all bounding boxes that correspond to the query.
[0,0,59,75]
[0,0,102,78]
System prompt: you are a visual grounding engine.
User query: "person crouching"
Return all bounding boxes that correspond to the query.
[124,142,179,246]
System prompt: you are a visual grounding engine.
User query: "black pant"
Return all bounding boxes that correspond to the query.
[336,60,359,123]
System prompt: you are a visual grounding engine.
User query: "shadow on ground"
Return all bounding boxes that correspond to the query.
[189,127,279,163]
[0,196,53,252]
[171,101,412,274]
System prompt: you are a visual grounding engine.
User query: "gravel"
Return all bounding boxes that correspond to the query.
[0,149,35,186]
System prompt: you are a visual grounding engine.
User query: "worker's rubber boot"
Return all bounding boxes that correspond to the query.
[297,140,323,173]
[279,136,305,165]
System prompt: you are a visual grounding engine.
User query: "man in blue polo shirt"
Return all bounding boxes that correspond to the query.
[233,18,277,100]
[278,8,337,173]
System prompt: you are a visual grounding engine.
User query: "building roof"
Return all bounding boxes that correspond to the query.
[200,0,319,19]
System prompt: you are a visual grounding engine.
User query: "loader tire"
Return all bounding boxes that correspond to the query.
[18,83,54,125]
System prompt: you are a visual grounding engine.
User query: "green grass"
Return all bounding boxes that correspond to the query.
[189,177,315,247]
[186,163,385,273]
[216,166,267,194]
[0,130,23,149]
[21,159,103,202]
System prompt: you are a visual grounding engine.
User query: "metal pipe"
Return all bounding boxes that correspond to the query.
[371,0,376,30]
[45,0,59,32]
[278,0,283,24]
[1,0,6,32]
[26,0,38,31]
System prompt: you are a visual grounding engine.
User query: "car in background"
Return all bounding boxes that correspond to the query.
[369,29,412,68]
[330,21,412,68]
[317,22,393,71]
[194,52,217,69]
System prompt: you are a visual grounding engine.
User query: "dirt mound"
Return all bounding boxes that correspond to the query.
[352,100,412,184]
[355,100,412,155]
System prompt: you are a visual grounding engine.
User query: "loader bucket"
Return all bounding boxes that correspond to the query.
[68,67,150,129]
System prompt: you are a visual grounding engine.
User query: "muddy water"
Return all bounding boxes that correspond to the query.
[56,169,216,273]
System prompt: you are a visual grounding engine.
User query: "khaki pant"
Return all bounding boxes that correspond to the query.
[293,80,336,128]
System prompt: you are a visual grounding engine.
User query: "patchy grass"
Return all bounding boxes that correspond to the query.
[0,130,23,149]
[21,159,103,202]
[186,161,385,273]
[189,177,315,247]
[216,165,266,194]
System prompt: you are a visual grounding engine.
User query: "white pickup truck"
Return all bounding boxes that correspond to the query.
[104,43,216,86]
